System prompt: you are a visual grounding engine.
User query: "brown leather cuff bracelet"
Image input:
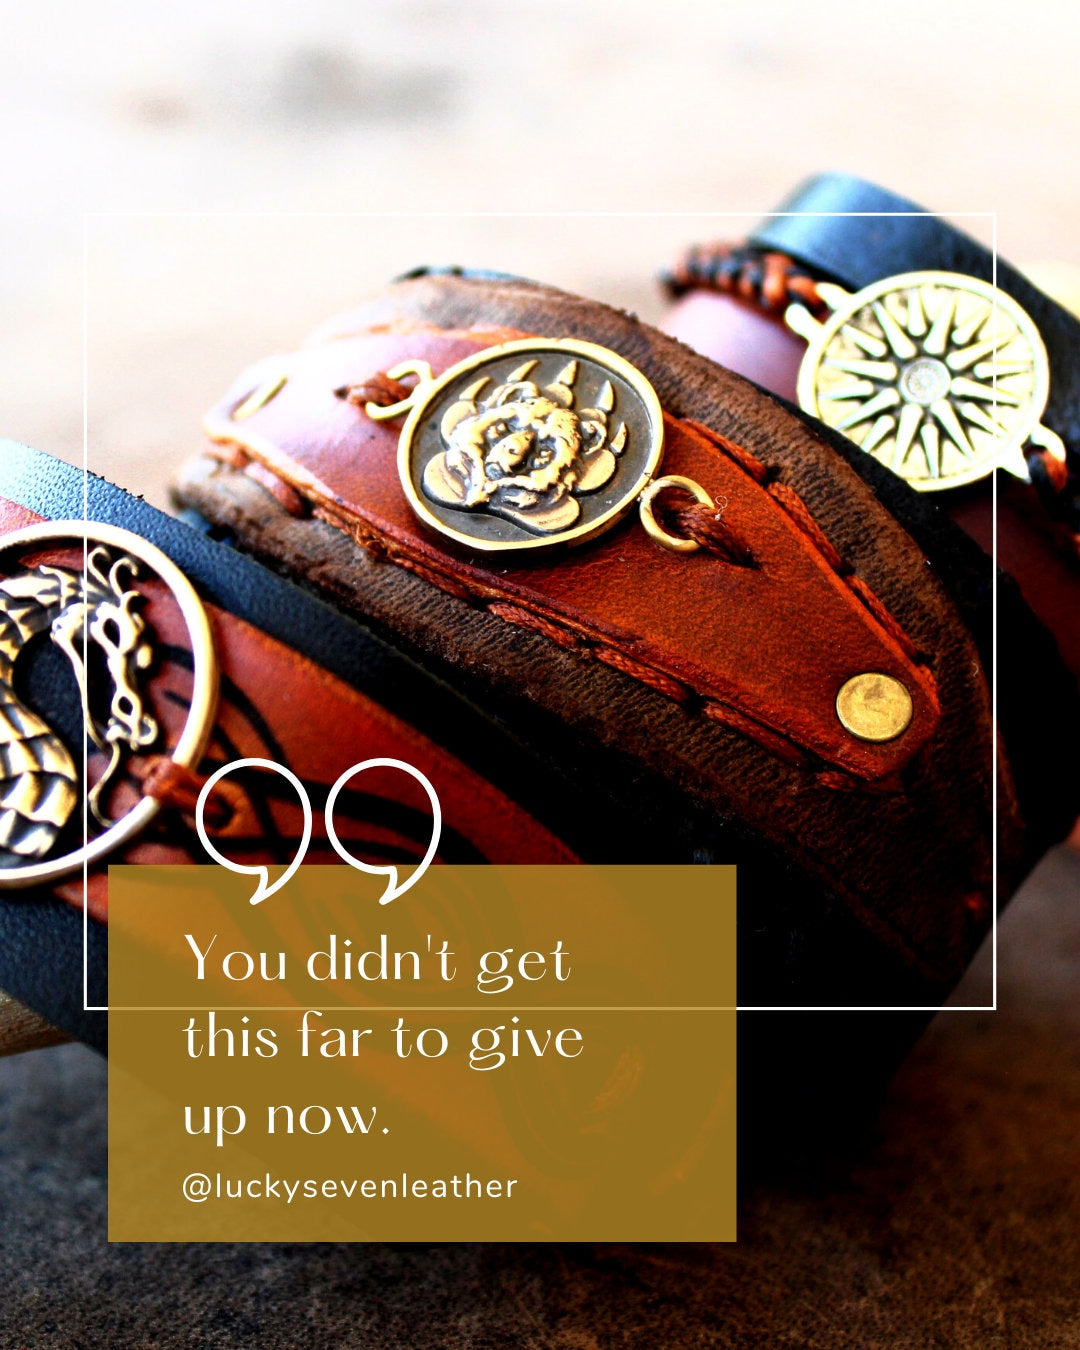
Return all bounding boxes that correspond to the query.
[0,444,602,1049]
[0,494,574,930]
[168,269,1080,1014]
[201,324,939,788]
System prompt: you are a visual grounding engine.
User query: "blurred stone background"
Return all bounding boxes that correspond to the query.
[1,1,1078,1344]
[1,0,1077,505]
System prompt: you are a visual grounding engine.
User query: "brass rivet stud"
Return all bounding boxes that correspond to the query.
[836,672,913,743]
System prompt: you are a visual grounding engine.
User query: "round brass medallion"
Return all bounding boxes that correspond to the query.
[397,338,665,552]
[0,521,218,888]
[794,271,1053,491]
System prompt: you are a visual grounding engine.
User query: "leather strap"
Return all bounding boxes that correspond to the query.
[0,444,585,1049]
[748,174,1080,532]
[203,326,940,786]
[172,269,1080,1063]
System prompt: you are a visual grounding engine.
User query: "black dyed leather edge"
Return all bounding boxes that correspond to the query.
[765,388,1080,861]
[0,898,108,1051]
[0,442,636,861]
[749,173,1080,456]
[0,443,650,1050]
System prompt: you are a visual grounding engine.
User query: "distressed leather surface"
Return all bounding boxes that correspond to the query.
[173,272,1059,1005]
[0,448,592,1048]
[1,495,576,929]
[203,328,940,783]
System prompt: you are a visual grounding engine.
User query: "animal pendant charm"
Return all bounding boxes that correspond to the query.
[377,338,665,553]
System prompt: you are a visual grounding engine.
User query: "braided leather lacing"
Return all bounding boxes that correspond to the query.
[663,243,829,319]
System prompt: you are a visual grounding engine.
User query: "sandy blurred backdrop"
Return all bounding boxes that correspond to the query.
[0,0,1076,506]
[3,5,1080,1342]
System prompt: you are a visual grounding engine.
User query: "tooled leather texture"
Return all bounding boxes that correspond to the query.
[0,495,576,928]
[172,273,1041,1006]
[0,456,594,1047]
[202,328,941,787]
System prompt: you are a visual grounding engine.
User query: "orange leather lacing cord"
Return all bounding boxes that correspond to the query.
[663,243,829,320]
[337,372,415,409]
[131,756,251,835]
[647,487,755,566]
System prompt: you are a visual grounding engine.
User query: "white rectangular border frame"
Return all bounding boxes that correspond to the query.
[81,209,1000,1014]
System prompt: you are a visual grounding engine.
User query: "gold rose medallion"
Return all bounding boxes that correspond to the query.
[786,271,1065,490]
[368,339,667,552]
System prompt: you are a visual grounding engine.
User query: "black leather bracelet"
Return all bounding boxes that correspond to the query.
[0,444,619,1049]
[669,174,1080,540]
[753,176,1080,523]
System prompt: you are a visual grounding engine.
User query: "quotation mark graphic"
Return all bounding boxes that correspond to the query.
[194,757,442,906]
[324,759,442,907]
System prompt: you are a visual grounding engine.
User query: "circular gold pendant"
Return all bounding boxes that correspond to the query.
[397,338,665,551]
[793,271,1054,491]
[0,521,218,888]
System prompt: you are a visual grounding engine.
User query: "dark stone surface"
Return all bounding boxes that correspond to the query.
[1,848,1078,1348]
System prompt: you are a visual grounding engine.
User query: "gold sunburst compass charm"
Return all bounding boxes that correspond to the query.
[786,271,1065,491]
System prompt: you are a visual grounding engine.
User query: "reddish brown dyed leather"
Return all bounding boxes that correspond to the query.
[1,499,577,924]
[203,326,940,784]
